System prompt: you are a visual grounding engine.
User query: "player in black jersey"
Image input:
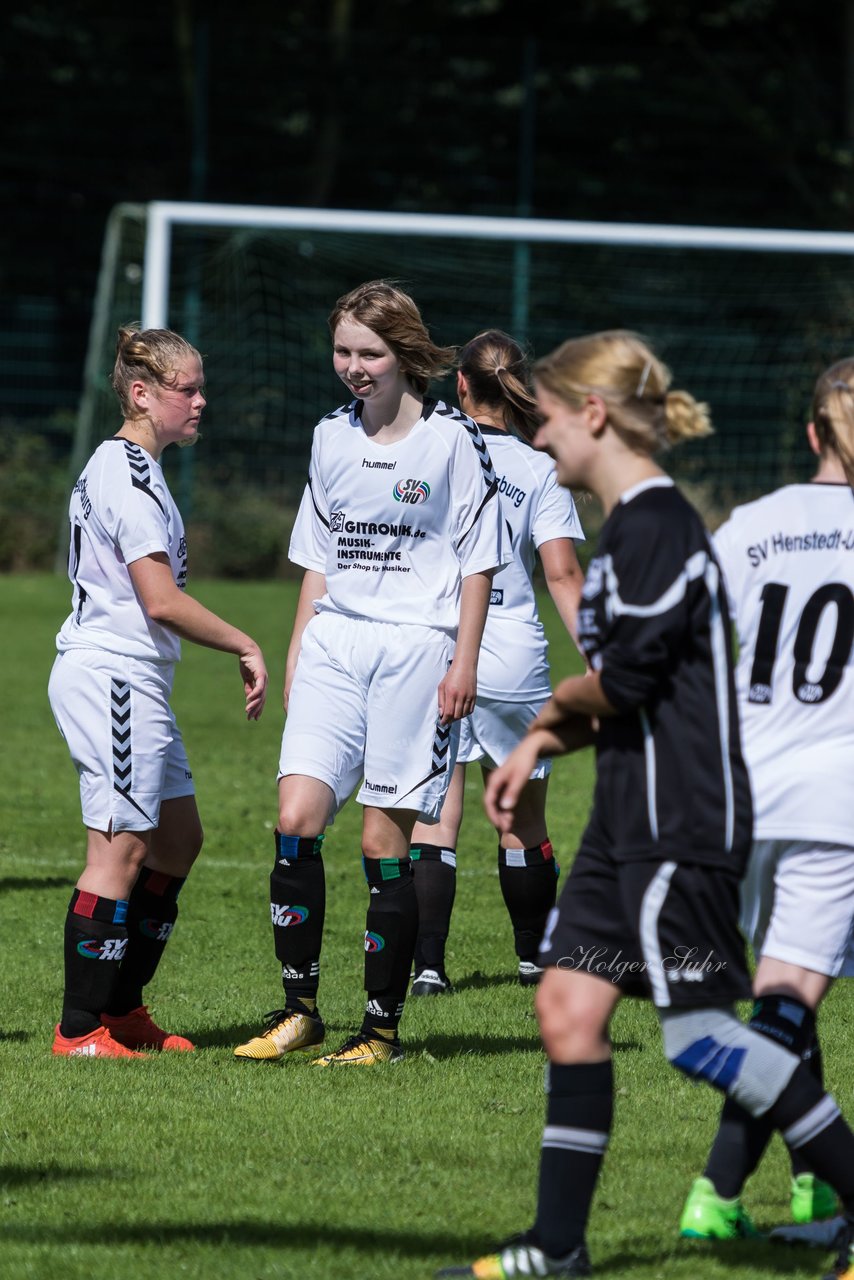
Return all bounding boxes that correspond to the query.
[437,330,854,1280]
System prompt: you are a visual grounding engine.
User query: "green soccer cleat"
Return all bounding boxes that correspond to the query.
[233,1008,325,1061]
[679,1176,759,1239]
[791,1173,838,1225]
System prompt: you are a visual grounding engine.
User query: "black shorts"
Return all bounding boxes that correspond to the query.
[539,842,753,1009]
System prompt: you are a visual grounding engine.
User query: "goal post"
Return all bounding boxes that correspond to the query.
[67,199,854,567]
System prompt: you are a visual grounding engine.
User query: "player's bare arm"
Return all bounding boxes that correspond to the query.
[539,537,585,648]
[438,568,494,724]
[128,552,268,719]
[283,568,326,710]
[531,669,616,732]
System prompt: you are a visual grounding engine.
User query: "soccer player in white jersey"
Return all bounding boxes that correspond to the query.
[440,331,854,1280]
[48,325,268,1058]
[679,357,854,1249]
[234,281,509,1067]
[408,329,585,997]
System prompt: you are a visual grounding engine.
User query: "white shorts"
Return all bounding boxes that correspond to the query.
[48,648,194,833]
[457,693,552,780]
[740,838,854,977]
[279,612,459,821]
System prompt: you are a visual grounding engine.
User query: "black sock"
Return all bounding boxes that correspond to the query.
[411,842,456,974]
[498,840,558,961]
[105,866,185,1015]
[60,889,129,1037]
[768,1062,854,1212]
[705,995,817,1198]
[270,831,325,1010]
[534,1060,613,1257]
[791,1028,824,1178]
[361,855,417,1036]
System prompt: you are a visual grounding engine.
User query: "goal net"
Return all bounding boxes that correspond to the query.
[73,201,854,528]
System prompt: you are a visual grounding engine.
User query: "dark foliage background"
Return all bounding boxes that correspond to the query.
[1,0,851,570]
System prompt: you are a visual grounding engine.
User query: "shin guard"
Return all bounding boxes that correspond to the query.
[270,831,325,1004]
[363,855,417,1031]
[106,866,184,1015]
[61,890,129,1037]
[498,840,558,960]
[411,842,456,973]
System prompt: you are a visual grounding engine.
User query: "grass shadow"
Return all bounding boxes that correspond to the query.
[0,1164,117,1189]
[0,1218,497,1257]
[0,876,75,892]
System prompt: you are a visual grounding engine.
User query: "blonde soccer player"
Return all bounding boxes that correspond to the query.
[49,325,268,1058]
[440,331,854,1280]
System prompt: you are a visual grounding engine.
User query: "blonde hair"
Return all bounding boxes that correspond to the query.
[533,329,713,454]
[328,280,456,394]
[111,324,202,419]
[811,357,854,484]
[458,329,541,441]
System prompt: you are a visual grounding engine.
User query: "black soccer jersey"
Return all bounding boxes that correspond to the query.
[577,477,753,868]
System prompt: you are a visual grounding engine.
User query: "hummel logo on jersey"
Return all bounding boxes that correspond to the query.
[77,937,128,961]
[271,904,309,927]
[362,458,397,470]
[393,478,431,504]
[365,779,398,795]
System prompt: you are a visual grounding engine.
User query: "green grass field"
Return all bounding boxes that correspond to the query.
[1,574,850,1280]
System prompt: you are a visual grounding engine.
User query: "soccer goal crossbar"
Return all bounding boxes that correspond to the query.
[141,199,854,328]
[68,197,854,565]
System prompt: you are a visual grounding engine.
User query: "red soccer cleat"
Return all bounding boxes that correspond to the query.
[52,1024,148,1058]
[101,1005,195,1052]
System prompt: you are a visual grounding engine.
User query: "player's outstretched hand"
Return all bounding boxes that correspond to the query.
[483,735,542,832]
[239,643,268,720]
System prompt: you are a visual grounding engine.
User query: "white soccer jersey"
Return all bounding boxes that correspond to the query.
[57,438,187,664]
[475,427,585,698]
[289,398,509,632]
[714,482,854,844]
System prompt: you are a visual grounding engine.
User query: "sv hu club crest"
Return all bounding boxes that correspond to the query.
[393,479,430,504]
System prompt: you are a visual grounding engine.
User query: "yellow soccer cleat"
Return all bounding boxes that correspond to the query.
[311,1032,403,1066]
[233,1008,325,1061]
